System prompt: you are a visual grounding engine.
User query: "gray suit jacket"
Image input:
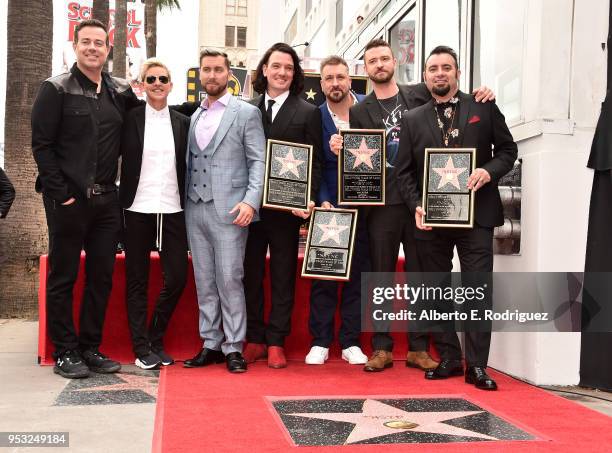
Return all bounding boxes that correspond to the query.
[185,95,266,224]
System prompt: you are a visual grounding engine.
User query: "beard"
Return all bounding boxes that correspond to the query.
[432,83,451,97]
[327,89,349,103]
[369,69,394,84]
[205,82,227,97]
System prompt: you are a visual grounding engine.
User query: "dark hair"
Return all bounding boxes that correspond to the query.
[426,45,459,70]
[199,49,231,70]
[320,55,349,73]
[253,42,304,95]
[74,19,109,46]
[364,38,392,55]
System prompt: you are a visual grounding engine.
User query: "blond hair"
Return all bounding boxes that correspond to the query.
[139,58,172,82]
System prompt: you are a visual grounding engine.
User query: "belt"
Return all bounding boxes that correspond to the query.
[88,183,118,197]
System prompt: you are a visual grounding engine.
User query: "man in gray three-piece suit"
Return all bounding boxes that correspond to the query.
[182,49,265,373]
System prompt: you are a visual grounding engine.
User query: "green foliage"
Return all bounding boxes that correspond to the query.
[156,0,180,11]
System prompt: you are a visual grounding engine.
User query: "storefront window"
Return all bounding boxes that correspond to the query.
[424,0,461,59]
[389,7,417,84]
[473,0,526,125]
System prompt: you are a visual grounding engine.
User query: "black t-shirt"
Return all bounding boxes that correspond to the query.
[94,81,123,184]
[376,95,405,168]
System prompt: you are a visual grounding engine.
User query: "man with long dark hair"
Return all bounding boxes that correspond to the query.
[243,43,323,368]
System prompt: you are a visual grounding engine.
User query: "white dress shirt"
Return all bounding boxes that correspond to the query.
[264,90,290,122]
[128,104,181,214]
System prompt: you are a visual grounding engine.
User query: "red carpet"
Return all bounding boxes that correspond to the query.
[152,361,612,452]
[38,253,412,364]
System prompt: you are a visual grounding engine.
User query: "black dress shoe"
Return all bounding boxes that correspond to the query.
[425,359,464,380]
[226,352,247,373]
[465,366,498,390]
[183,348,225,368]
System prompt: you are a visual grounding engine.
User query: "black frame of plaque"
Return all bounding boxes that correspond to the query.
[422,148,476,228]
[338,129,386,205]
[301,207,358,281]
[263,139,313,212]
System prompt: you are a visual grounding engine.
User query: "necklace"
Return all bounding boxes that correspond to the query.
[377,91,400,118]
[434,99,459,146]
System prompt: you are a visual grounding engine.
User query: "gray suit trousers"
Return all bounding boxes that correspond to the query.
[186,198,248,354]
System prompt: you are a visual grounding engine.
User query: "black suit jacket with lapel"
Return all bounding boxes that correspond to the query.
[119,104,190,209]
[395,91,518,238]
[249,94,323,202]
[348,83,431,205]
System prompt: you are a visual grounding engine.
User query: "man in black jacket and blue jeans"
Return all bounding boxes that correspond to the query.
[32,19,140,379]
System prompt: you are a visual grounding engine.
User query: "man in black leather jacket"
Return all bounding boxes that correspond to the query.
[31,19,140,379]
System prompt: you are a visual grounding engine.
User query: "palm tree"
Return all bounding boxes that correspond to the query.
[92,0,110,71]
[92,0,110,29]
[0,0,53,316]
[113,0,128,78]
[145,0,181,58]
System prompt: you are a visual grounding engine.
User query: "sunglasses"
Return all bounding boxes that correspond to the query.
[145,75,170,84]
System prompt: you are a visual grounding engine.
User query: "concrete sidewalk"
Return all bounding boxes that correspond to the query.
[1,319,611,452]
[0,319,157,453]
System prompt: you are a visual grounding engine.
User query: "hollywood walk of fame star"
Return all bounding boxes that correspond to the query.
[305,88,317,100]
[274,149,305,178]
[288,399,498,445]
[433,156,468,190]
[316,215,350,245]
[74,373,158,398]
[347,137,378,170]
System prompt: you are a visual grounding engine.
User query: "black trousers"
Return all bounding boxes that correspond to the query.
[43,192,121,358]
[123,210,188,357]
[244,208,302,346]
[366,204,429,352]
[309,213,370,349]
[416,226,494,367]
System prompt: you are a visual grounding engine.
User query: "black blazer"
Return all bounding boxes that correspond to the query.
[119,105,190,209]
[395,91,518,237]
[249,94,323,203]
[0,167,15,218]
[349,83,431,205]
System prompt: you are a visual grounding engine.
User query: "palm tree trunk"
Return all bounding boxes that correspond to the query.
[113,0,127,78]
[0,0,52,317]
[145,0,157,58]
[92,0,110,29]
[92,0,110,72]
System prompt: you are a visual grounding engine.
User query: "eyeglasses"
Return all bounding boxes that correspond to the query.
[145,75,170,84]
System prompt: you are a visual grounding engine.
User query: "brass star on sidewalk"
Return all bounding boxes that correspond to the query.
[288,399,498,445]
[74,373,158,398]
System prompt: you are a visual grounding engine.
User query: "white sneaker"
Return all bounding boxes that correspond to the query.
[305,346,329,365]
[342,346,368,365]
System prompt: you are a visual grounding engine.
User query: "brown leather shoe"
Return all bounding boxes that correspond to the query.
[363,350,393,372]
[243,343,267,364]
[406,351,439,371]
[267,346,287,368]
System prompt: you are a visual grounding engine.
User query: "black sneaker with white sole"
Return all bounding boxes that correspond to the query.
[81,349,121,373]
[135,352,162,370]
[153,349,174,366]
[54,350,90,379]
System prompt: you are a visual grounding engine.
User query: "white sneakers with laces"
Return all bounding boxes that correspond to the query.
[341,346,368,365]
[305,346,329,365]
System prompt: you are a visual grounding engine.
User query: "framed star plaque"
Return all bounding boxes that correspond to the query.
[301,207,358,281]
[338,129,386,205]
[422,148,476,228]
[263,139,313,212]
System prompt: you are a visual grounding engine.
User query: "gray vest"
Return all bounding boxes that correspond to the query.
[187,113,216,203]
